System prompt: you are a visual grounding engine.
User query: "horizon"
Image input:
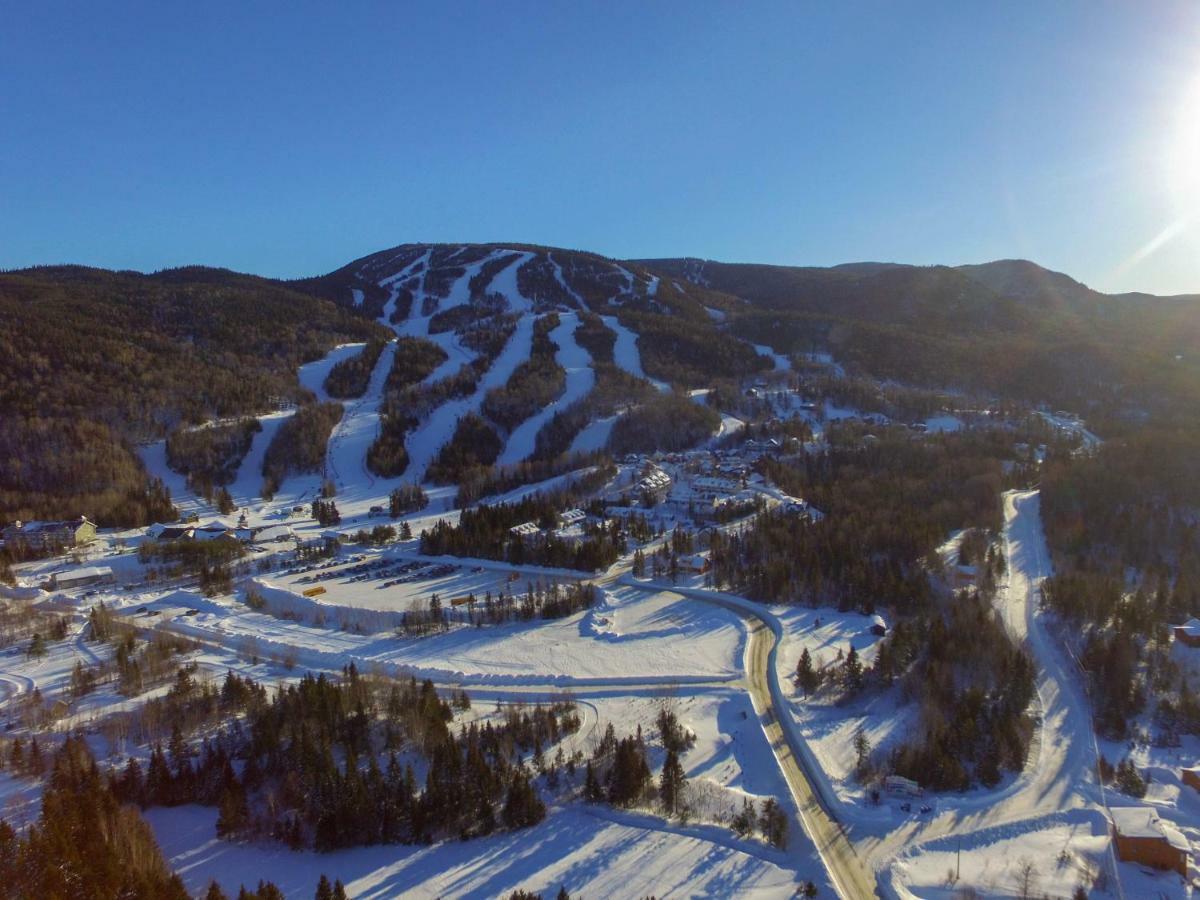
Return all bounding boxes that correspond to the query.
[5,2,1200,295]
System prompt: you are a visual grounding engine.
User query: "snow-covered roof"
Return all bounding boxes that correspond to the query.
[509,522,541,537]
[255,525,295,542]
[558,508,586,525]
[1178,618,1200,634]
[1110,807,1190,851]
[56,566,112,582]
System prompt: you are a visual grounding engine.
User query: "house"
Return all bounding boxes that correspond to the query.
[1175,619,1200,648]
[3,516,97,552]
[869,614,888,637]
[884,775,922,797]
[50,565,115,591]
[679,552,711,574]
[1110,807,1189,877]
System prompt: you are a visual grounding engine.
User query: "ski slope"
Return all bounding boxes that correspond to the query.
[601,315,669,393]
[497,311,596,466]
[404,316,535,483]
[298,343,367,402]
[752,343,791,373]
[323,340,398,497]
[485,250,535,313]
[227,410,295,505]
[569,413,620,455]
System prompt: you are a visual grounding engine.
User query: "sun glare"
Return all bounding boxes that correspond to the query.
[1167,73,1200,215]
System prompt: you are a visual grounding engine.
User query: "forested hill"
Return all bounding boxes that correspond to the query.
[0,265,387,525]
[640,256,1200,424]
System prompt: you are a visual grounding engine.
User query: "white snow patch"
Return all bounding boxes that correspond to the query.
[601,315,670,393]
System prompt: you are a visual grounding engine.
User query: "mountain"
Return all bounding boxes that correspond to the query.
[1,244,1197,528]
[639,255,1200,419]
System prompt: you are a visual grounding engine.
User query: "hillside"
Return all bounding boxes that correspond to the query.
[641,256,1200,422]
[3,244,1198,529]
[0,266,388,524]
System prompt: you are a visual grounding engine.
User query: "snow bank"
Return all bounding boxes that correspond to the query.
[249,578,406,633]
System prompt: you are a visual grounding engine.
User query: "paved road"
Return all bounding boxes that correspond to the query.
[622,580,878,899]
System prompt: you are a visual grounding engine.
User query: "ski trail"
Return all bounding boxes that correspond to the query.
[601,315,670,392]
[497,311,596,466]
[297,343,367,402]
[751,342,791,373]
[379,249,432,326]
[324,340,398,496]
[228,411,295,505]
[404,316,536,484]
[484,250,535,313]
[549,252,588,310]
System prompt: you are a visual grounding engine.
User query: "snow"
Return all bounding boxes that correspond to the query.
[147,802,806,899]
[484,250,535,313]
[137,439,197,508]
[714,415,746,441]
[163,582,745,687]
[705,306,727,322]
[421,330,478,385]
[600,315,669,393]
[497,312,596,466]
[404,315,535,484]
[752,343,791,373]
[645,274,659,297]
[549,254,587,309]
[228,410,294,505]
[569,413,621,455]
[298,343,367,402]
[924,414,962,434]
[323,341,398,498]
[350,288,364,308]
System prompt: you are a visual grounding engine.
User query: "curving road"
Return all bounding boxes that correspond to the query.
[620,579,878,899]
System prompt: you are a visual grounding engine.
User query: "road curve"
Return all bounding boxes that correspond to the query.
[621,579,878,899]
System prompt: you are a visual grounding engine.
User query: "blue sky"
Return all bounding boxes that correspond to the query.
[3,1,1200,294]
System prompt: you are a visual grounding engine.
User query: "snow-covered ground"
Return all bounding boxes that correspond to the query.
[404,315,535,483]
[298,343,367,402]
[569,413,620,455]
[497,311,596,466]
[752,343,791,372]
[601,315,670,393]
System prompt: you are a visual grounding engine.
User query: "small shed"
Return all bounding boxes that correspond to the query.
[869,614,888,637]
[1110,807,1189,877]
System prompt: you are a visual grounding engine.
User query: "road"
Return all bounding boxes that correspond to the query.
[621,579,878,899]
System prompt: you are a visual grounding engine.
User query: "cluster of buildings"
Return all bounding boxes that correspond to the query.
[2,516,97,553]
[508,508,593,546]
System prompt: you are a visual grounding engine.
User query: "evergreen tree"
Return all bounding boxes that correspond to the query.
[659,749,687,817]
[796,647,819,696]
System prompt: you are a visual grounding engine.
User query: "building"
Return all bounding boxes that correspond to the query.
[884,775,922,797]
[3,516,97,552]
[509,522,541,540]
[1175,619,1200,648]
[50,565,115,591]
[679,552,711,574]
[1110,807,1189,877]
[254,525,296,544]
[869,614,888,637]
[638,467,672,502]
[557,508,586,528]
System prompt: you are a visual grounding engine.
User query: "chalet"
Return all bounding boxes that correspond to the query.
[3,516,97,552]
[869,615,888,637]
[1110,807,1189,877]
[50,565,115,591]
[1175,619,1200,648]
[679,552,711,574]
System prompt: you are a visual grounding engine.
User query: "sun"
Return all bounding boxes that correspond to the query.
[1166,73,1200,217]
